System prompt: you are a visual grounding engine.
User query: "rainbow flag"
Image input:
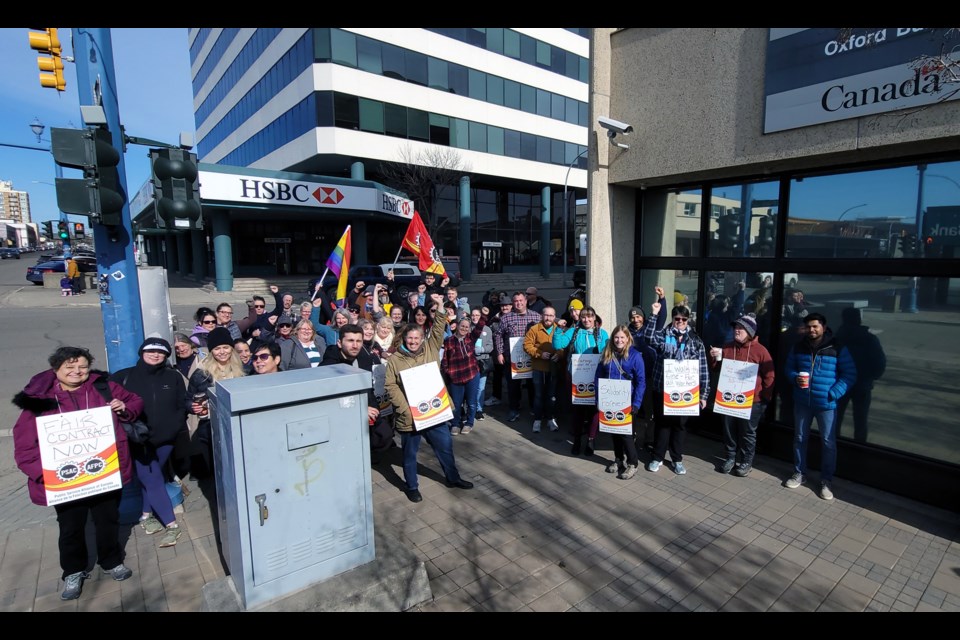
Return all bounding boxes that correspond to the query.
[325,225,351,306]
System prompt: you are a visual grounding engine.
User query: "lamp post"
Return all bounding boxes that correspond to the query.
[563,148,588,287]
[833,203,867,258]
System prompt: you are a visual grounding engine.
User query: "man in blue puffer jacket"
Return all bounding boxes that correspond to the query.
[783,312,856,501]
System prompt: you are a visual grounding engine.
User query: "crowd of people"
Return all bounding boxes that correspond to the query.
[13,269,873,602]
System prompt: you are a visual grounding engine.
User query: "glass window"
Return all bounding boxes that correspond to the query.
[487,28,504,54]
[487,125,504,156]
[429,113,450,145]
[469,122,487,152]
[449,63,468,96]
[520,132,536,161]
[467,28,486,47]
[358,98,384,133]
[520,34,536,65]
[405,50,428,86]
[313,28,331,62]
[537,41,552,68]
[315,90,334,127]
[330,29,357,67]
[536,89,551,117]
[641,188,702,258]
[504,79,521,109]
[408,108,429,141]
[565,97,580,125]
[504,129,521,158]
[333,92,359,129]
[551,93,566,121]
[579,101,589,127]
[450,118,469,149]
[487,75,504,106]
[786,161,960,260]
[381,43,405,81]
[536,136,550,164]
[468,68,487,100]
[772,273,960,465]
[428,58,449,91]
[356,37,382,74]
[709,181,779,258]
[520,85,537,114]
[504,29,520,59]
[551,139,565,165]
[384,103,407,138]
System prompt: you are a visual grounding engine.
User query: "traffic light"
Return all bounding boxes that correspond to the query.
[150,148,202,229]
[28,28,66,92]
[73,222,85,238]
[51,127,126,226]
[757,213,776,251]
[904,234,919,256]
[717,213,740,250]
[57,221,69,241]
[42,220,53,240]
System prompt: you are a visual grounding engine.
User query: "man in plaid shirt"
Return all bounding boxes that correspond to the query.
[494,292,541,421]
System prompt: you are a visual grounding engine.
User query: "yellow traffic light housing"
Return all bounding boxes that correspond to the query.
[29,28,66,92]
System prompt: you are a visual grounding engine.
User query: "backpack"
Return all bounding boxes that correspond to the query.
[93,375,151,445]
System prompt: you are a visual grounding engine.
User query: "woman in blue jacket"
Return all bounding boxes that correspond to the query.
[553,305,608,456]
[595,325,646,479]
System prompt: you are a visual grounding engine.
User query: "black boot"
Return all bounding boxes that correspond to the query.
[584,438,595,456]
[571,437,582,455]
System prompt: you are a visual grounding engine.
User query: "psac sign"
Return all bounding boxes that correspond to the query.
[197,171,414,220]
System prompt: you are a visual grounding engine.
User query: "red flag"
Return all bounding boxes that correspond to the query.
[401,211,446,276]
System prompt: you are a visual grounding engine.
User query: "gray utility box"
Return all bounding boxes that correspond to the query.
[209,364,375,610]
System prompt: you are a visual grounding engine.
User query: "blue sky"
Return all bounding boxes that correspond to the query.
[0,28,195,225]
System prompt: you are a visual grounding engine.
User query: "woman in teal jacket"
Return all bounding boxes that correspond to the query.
[553,305,608,456]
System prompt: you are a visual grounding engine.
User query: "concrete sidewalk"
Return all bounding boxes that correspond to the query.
[1,405,958,612]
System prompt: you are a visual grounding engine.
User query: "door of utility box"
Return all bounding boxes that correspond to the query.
[209,364,375,609]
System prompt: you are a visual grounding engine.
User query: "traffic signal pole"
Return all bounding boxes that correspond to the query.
[72,28,144,371]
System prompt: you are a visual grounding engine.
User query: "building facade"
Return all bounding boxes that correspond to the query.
[0,180,32,224]
[588,28,960,508]
[164,28,588,285]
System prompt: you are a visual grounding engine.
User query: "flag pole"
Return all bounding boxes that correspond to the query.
[310,267,330,301]
[393,246,403,264]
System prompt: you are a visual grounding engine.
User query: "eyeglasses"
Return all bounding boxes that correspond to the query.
[673,316,689,323]
[202,320,216,325]
[253,353,273,361]
[219,310,233,316]
[253,304,265,309]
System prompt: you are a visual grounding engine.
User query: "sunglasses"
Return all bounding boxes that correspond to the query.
[673,316,689,322]
[202,320,216,325]
[253,353,274,362]
[253,304,265,309]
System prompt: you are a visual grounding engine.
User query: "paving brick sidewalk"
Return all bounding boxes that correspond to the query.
[2,409,958,612]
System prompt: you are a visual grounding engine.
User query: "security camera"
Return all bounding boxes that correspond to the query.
[598,116,633,135]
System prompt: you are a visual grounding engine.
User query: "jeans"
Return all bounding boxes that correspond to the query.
[531,369,556,420]
[793,403,837,482]
[475,368,488,408]
[722,402,766,467]
[135,443,175,526]
[400,425,462,491]
[449,373,481,427]
[54,489,123,578]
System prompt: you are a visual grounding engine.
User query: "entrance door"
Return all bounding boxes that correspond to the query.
[478,246,502,273]
[274,244,290,276]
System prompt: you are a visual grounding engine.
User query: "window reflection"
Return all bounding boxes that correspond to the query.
[708,182,779,258]
[787,161,960,259]
[774,274,960,464]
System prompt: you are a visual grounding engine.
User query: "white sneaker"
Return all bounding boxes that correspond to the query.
[532,420,541,433]
[547,419,559,431]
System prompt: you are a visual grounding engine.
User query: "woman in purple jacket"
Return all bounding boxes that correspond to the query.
[595,325,646,479]
[13,346,144,601]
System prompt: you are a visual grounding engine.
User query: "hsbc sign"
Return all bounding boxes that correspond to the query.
[197,171,413,219]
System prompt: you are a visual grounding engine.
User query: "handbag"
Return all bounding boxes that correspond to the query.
[92,375,152,445]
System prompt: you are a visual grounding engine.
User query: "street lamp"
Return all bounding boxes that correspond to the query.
[563,147,588,287]
[29,117,45,143]
[833,203,868,258]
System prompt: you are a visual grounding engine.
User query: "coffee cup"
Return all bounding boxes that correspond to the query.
[798,372,810,389]
[711,347,723,361]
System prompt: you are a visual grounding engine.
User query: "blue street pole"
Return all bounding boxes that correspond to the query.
[73,28,144,371]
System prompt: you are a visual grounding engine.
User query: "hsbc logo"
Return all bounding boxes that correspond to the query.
[238,179,344,206]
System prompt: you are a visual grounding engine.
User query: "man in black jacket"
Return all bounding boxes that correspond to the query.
[110,337,187,548]
[320,324,394,460]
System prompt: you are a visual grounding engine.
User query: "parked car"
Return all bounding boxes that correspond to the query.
[26,257,97,285]
[0,248,21,260]
[307,263,423,301]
